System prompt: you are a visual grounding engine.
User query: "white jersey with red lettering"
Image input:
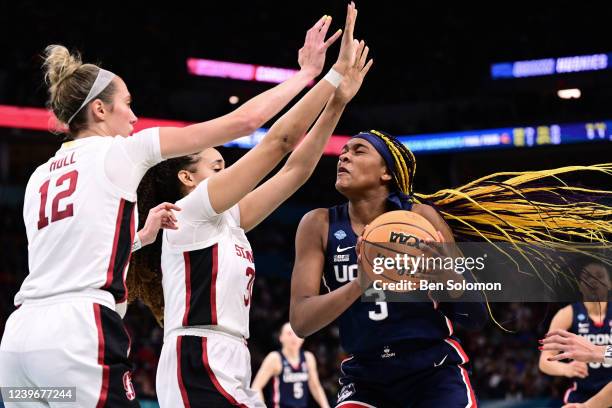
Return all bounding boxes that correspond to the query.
[161,178,255,340]
[16,128,162,310]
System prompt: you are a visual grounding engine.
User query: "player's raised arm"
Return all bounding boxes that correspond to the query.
[158,12,345,159]
[238,39,373,232]
[204,3,359,214]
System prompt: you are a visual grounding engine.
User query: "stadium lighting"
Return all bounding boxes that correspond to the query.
[1,105,609,154]
[187,58,314,86]
[491,53,610,79]
[557,88,581,99]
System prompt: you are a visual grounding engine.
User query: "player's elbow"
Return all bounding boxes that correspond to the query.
[233,111,261,136]
[290,318,308,339]
[243,114,262,135]
[289,304,309,338]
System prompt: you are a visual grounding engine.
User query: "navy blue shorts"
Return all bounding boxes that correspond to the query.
[335,341,477,407]
[564,385,598,404]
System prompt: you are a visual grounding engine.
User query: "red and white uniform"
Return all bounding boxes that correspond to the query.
[157,179,263,407]
[0,128,162,407]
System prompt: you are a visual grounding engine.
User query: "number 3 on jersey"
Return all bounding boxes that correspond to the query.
[244,267,255,306]
[37,170,79,230]
[364,286,389,321]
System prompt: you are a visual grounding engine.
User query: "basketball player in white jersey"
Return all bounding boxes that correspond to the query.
[0,17,344,406]
[252,323,330,408]
[129,5,371,405]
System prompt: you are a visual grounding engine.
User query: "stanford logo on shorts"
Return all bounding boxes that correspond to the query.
[123,371,136,401]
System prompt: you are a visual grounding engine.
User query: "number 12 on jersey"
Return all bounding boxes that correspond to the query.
[37,170,79,230]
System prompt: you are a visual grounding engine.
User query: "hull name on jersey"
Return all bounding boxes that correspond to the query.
[334,264,358,283]
[49,152,76,172]
[235,244,254,263]
[580,333,612,345]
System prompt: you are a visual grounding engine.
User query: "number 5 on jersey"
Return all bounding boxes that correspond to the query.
[37,170,79,230]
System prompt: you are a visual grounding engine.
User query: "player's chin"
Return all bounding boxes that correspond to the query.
[335,174,351,188]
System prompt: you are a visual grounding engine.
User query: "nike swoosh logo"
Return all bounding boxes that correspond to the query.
[337,245,355,253]
[457,313,469,317]
[434,354,448,367]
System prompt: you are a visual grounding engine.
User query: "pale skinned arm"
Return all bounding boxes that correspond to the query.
[239,39,373,232]
[158,15,343,159]
[541,329,606,363]
[539,306,589,379]
[305,352,330,408]
[205,3,359,214]
[251,352,282,404]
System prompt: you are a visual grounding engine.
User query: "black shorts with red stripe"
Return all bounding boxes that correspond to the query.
[176,335,247,408]
[93,303,139,408]
[336,340,477,408]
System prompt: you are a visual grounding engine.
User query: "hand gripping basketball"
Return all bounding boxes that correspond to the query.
[358,210,441,292]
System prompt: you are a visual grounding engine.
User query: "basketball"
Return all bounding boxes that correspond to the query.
[360,210,440,292]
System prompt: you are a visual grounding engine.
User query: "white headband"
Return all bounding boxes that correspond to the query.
[66,68,116,125]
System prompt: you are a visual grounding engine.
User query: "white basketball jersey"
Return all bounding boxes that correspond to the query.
[162,179,255,339]
[16,128,163,308]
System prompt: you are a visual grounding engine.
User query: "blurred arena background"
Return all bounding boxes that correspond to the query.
[0,1,610,407]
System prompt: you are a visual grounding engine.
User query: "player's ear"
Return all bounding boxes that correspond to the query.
[90,99,106,121]
[177,169,195,188]
[380,168,392,182]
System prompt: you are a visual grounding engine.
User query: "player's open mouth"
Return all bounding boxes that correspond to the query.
[337,166,349,174]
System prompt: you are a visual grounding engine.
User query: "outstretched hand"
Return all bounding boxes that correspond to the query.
[298,15,343,77]
[333,39,373,104]
[333,2,358,74]
[540,329,606,364]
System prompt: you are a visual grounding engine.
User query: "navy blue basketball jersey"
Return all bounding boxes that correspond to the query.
[323,203,469,360]
[271,350,309,408]
[570,303,612,394]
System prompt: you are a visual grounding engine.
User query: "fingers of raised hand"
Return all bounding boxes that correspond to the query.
[324,28,343,49]
[546,351,571,361]
[361,58,374,76]
[543,335,570,345]
[357,43,369,68]
[545,329,573,339]
[319,15,332,37]
[344,2,357,38]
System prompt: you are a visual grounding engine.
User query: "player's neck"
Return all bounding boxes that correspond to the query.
[348,195,387,233]
[281,347,300,361]
[74,123,112,139]
[584,301,607,318]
